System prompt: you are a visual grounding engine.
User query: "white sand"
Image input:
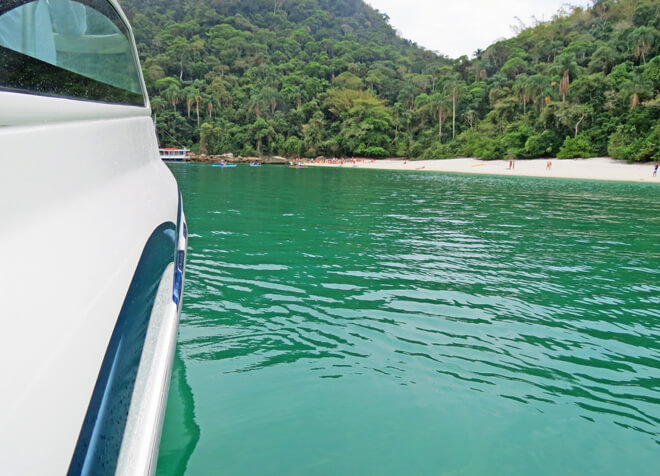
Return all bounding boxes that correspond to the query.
[307,157,659,183]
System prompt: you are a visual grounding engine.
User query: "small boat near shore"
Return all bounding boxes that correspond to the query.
[160,148,190,161]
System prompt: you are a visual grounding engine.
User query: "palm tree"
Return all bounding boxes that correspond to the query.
[588,45,619,74]
[392,102,405,141]
[252,118,276,156]
[553,52,581,102]
[527,74,552,111]
[629,26,655,64]
[443,77,466,139]
[162,84,181,112]
[194,89,203,126]
[182,86,196,118]
[260,87,280,115]
[189,81,205,127]
[620,73,653,109]
[559,70,570,102]
[150,96,165,115]
[248,93,266,119]
[429,92,450,142]
[209,77,232,108]
[204,94,216,120]
[513,76,532,114]
[397,82,417,112]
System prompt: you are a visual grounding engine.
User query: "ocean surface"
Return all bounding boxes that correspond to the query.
[158,163,660,475]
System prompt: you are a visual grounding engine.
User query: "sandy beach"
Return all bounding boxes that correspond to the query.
[307,157,659,183]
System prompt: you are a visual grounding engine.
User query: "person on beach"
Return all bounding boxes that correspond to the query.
[654,163,658,177]
[546,160,552,170]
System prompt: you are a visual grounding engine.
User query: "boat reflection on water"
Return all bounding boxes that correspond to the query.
[156,350,200,476]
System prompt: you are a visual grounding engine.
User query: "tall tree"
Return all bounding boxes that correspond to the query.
[429,92,450,142]
[162,84,181,112]
[513,76,532,114]
[527,74,552,111]
[620,72,653,108]
[182,86,196,118]
[630,26,656,64]
[553,52,581,102]
[443,77,466,139]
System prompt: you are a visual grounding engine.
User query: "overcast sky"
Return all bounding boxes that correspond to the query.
[365,0,593,58]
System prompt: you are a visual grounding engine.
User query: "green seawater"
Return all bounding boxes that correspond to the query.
[158,164,660,475]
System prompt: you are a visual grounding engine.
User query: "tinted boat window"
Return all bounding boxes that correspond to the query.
[0,0,144,105]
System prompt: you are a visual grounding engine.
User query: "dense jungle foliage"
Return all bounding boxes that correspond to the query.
[120,0,660,161]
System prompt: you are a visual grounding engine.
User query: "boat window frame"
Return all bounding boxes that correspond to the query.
[0,0,147,107]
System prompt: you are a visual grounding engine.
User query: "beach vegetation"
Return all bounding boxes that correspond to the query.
[121,0,659,161]
[525,130,562,157]
[558,132,598,158]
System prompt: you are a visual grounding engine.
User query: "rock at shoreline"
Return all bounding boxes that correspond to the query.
[187,153,290,165]
[262,156,289,165]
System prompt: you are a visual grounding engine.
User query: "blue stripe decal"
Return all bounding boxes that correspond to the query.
[68,222,176,476]
[173,191,187,309]
[173,250,184,307]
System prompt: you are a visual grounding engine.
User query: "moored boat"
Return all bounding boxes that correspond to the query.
[160,147,190,161]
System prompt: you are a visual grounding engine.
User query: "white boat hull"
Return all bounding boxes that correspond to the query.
[0,0,186,473]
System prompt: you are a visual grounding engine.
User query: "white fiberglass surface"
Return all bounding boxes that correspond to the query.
[0,115,178,474]
[0,91,149,126]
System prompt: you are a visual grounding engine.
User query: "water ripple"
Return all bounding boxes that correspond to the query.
[169,165,660,474]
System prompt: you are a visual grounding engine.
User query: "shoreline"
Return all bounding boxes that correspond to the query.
[304,157,659,184]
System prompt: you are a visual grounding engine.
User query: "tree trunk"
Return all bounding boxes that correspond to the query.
[574,113,585,137]
[631,93,640,108]
[560,70,570,102]
[438,107,443,142]
[452,95,456,139]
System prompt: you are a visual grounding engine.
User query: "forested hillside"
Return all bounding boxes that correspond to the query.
[120,0,660,161]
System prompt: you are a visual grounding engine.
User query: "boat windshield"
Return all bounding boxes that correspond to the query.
[0,0,144,105]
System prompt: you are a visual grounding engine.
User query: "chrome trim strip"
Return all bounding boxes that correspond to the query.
[115,263,180,476]
[117,197,186,475]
